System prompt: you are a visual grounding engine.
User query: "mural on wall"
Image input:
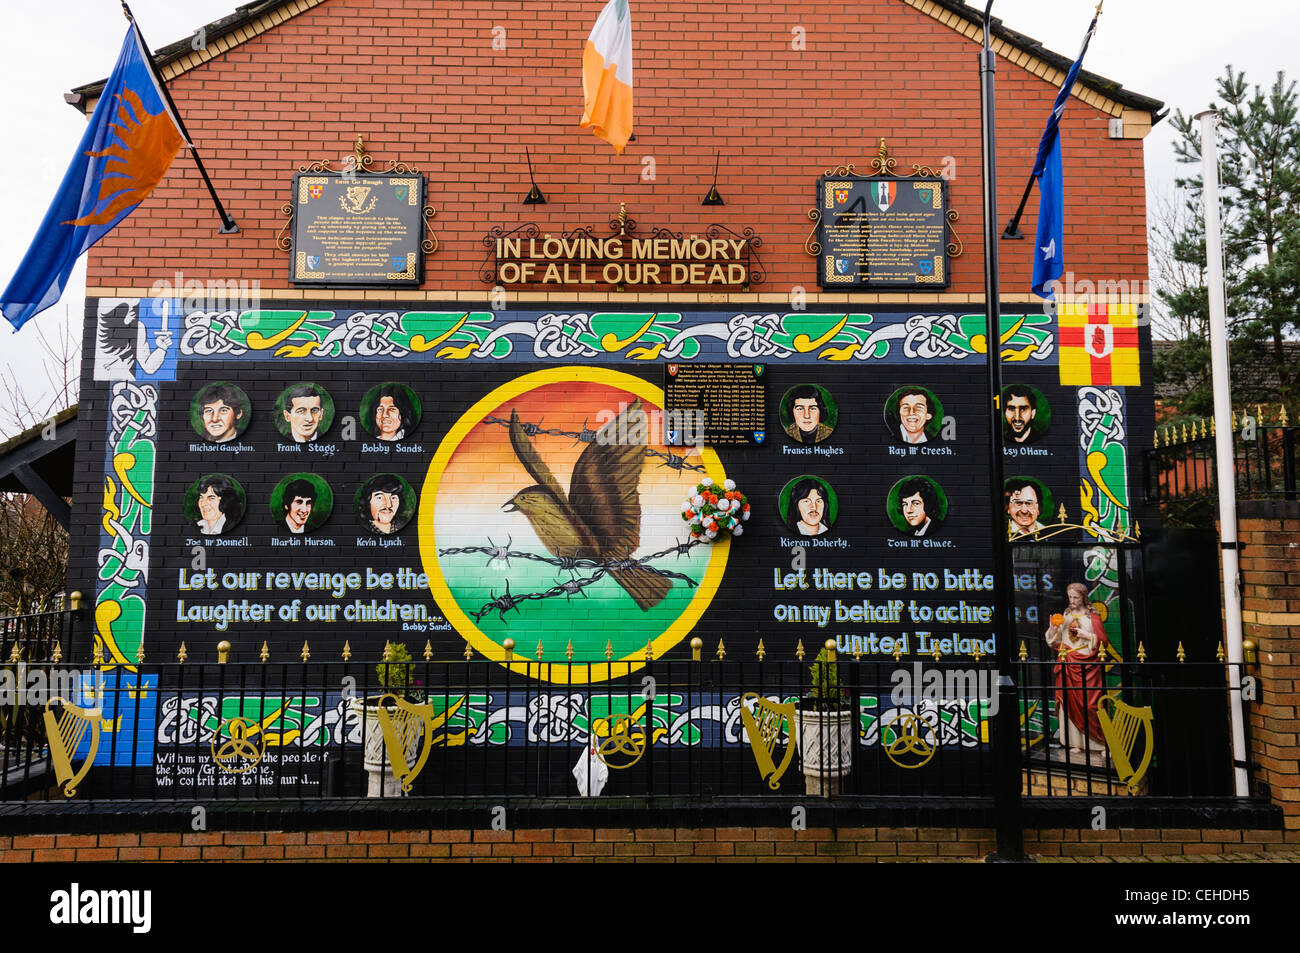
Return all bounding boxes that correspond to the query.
[172,307,1056,365]
[421,368,729,681]
[95,380,159,667]
[72,298,1151,790]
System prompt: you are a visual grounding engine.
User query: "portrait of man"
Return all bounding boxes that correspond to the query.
[782,385,835,444]
[367,383,418,442]
[359,474,410,534]
[281,478,317,534]
[1005,477,1046,538]
[280,383,327,443]
[895,388,934,444]
[193,382,248,443]
[898,477,938,537]
[783,477,836,537]
[1003,385,1041,445]
[191,475,243,536]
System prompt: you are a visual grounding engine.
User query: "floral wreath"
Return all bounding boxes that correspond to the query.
[681,477,750,541]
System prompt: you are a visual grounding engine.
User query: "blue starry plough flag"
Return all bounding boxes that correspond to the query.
[1,23,186,331]
[1030,8,1101,300]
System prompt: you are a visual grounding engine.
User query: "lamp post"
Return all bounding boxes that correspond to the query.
[979,0,1026,862]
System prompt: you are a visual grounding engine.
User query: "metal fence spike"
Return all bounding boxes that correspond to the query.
[176,642,187,664]
[342,640,352,661]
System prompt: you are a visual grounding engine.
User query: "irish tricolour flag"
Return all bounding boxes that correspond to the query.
[580,0,634,153]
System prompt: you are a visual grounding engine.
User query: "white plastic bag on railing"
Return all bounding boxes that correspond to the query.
[572,740,608,797]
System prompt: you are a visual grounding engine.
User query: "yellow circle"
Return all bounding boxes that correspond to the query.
[418,367,730,685]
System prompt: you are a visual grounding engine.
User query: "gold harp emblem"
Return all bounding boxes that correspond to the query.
[1096,695,1155,794]
[375,693,437,793]
[739,692,797,790]
[43,696,102,798]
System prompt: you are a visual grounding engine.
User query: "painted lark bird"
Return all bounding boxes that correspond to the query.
[503,399,669,611]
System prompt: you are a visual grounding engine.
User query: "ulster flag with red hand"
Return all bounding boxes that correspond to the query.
[1057,302,1141,386]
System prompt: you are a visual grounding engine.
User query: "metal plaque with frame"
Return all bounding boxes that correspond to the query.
[290,172,426,287]
[815,175,951,290]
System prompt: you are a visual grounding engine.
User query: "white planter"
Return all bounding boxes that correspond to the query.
[350,697,421,798]
[794,707,855,796]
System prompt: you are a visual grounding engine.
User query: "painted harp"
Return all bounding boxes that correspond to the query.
[1096,694,1155,794]
[375,693,435,793]
[739,692,797,790]
[44,695,102,798]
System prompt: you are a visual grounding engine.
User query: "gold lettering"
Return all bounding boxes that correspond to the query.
[543,263,561,282]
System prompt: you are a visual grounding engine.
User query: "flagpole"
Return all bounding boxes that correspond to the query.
[120,1,239,233]
[1196,109,1250,797]
[979,0,1026,863]
[1002,2,1104,241]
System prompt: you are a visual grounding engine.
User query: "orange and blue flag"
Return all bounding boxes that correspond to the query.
[1,24,186,330]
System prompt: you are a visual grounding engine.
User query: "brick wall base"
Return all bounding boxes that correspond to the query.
[1235,503,1300,829]
[4,827,1298,862]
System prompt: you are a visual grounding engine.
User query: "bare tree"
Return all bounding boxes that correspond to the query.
[0,306,80,616]
[1148,186,1206,342]
[0,305,81,440]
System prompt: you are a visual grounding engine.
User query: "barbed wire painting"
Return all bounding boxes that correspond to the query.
[422,370,730,672]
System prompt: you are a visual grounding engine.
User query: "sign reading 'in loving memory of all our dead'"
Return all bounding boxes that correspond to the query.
[817,176,951,290]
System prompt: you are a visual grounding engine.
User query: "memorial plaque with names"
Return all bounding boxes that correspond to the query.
[664,363,767,447]
[816,175,950,290]
[291,173,426,287]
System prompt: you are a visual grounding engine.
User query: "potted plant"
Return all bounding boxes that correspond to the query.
[794,644,855,795]
[350,642,426,797]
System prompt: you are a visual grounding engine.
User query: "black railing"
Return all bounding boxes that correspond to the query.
[1145,423,1299,525]
[0,653,1251,804]
[0,606,79,665]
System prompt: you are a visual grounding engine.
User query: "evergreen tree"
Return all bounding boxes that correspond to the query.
[1154,67,1299,417]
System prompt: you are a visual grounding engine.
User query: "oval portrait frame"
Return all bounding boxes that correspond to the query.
[274,382,336,441]
[189,382,252,443]
[184,473,248,535]
[1004,475,1055,537]
[886,475,950,536]
[883,384,945,443]
[779,383,839,444]
[418,367,731,685]
[360,382,423,442]
[778,474,840,535]
[270,472,334,534]
[355,472,417,535]
[1001,383,1053,445]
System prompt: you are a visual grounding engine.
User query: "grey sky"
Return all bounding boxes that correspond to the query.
[0,0,1293,436]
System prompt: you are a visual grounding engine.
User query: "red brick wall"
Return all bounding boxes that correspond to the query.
[83,0,1149,295]
[3,827,1295,862]
[1237,504,1300,829]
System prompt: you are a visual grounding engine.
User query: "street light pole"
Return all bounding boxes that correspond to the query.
[979,0,1026,862]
